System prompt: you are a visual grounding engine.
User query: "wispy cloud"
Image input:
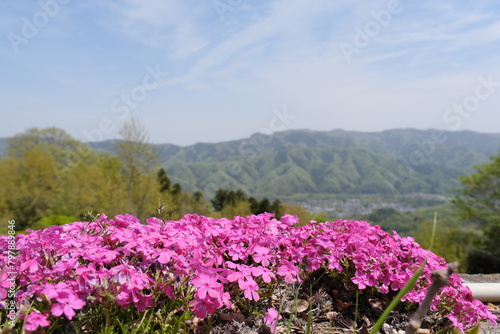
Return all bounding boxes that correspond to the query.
[93,0,213,58]
[2,0,500,145]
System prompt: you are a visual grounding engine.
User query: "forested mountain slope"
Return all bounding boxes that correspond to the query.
[3,129,499,198]
[152,129,500,197]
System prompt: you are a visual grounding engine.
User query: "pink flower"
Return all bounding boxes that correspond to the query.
[0,270,11,300]
[351,270,378,289]
[277,263,300,284]
[252,245,272,267]
[239,278,260,301]
[193,297,218,319]
[281,214,298,226]
[227,243,247,261]
[263,307,282,333]
[226,263,254,284]
[135,293,154,312]
[192,273,222,299]
[19,259,38,274]
[251,266,276,283]
[41,282,71,300]
[157,251,171,264]
[24,309,51,331]
[51,291,86,320]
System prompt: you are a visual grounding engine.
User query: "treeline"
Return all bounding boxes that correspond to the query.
[0,122,311,231]
[211,189,282,216]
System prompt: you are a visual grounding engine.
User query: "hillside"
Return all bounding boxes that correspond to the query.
[151,129,500,199]
[3,129,500,201]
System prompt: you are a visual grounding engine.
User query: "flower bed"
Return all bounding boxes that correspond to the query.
[0,213,497,333]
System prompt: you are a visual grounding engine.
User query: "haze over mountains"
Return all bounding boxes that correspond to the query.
[2,129,500,201]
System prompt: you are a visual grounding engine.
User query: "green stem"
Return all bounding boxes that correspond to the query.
[305,283,314,334]
[103,304,111,330]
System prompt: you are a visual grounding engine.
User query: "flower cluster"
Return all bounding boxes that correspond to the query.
[0,213,496,333]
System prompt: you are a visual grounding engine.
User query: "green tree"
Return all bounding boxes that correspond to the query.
[411,217,476,273]
[210,189,283,217]
[452,152,500,273]
[270,199,282,216]
[211,189,230,212]
[157,168,171,193]
[252,198,282,215]
[0,128,134,229]
[94,154,129,215]
[115,118,160,220]
[0,147,59,229]
[192,190,204,203]
[191,191,208,215]
[171,183,182,196]
[211,189,251,213]
[220,201,252,218]
[257,198,271,214]
[6,127,87,162]
[56,153,129,219]
[248,197,259,214]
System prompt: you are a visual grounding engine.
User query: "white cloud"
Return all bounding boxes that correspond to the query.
[159,0,347,87]
[92,0,212,58]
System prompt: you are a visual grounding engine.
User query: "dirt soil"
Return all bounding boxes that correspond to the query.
[202,274,500,334]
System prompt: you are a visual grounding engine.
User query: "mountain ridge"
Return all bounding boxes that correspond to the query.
[150,128,500,198]
[2,129,500,199]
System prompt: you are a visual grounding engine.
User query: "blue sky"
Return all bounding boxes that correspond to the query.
[1,0,500,146]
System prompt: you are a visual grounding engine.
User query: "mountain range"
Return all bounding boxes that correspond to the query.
[148,129,500,199]
[2,129,500,200]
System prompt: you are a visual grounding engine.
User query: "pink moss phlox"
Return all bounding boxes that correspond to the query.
[0,213,496,332]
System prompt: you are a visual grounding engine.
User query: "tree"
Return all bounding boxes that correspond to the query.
[0,147,59,229]
[171,183,182,196]
[211,189,283,217]
[211,189,230,212]
[191,191,209,215]
[270,199,282,216]
[211,189,250,213]
[157,168,171,193]
[192,190,204,203]
[220,201,252,218]
[114,118,160,220]
[248,197,259,214]
[411,217,476,273]
[0,128,135,229]
[1,128,87,229]
[257,198,271,214]
[56,153,129,219]
[452,152,500,273]
[58,159,104,216]
[251,198,282,215]
[6,127,92,167]
[94,154,129,215]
